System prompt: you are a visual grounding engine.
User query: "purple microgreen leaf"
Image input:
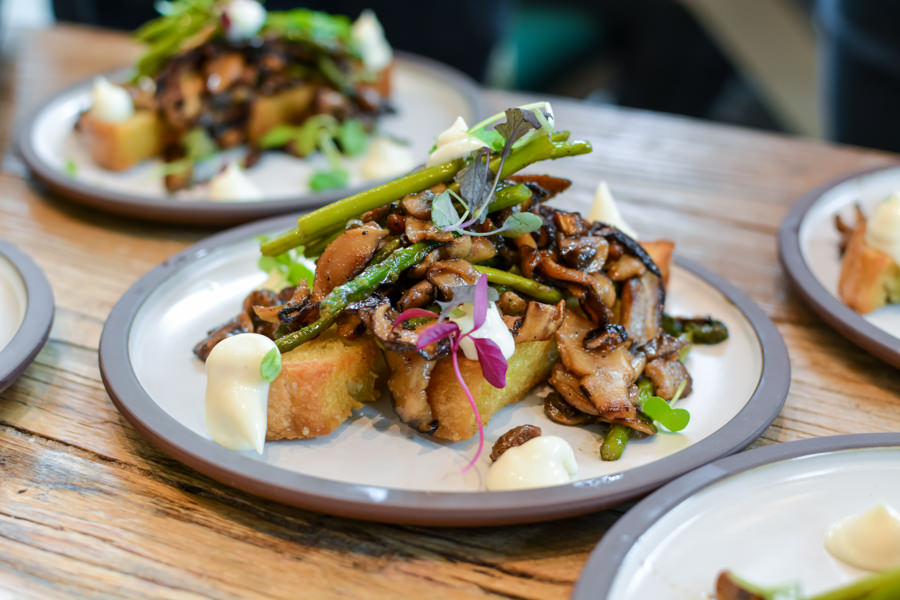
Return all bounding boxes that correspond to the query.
[494,108,538,149]
[497,212,543,238]
[450,345,484,473]
[416,320,459,350]
[456,147,494,220]
[392,308,439,329]
[472,274,489,330]
[473,337,507,389]
[431,190,461,231]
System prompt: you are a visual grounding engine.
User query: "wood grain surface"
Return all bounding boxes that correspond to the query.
[1,25,899,599]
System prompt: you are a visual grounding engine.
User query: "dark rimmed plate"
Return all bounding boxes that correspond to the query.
[0,241,54,393]
[19,53,486,226]
[779,165,900,368]
[574,433,900,598]
[98,213,790,526]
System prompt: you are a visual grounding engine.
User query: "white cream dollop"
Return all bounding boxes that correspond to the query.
[208,162,263,201]
[865,194,900,265]
[450,301,516,361]
[587,181,638,239]
[825,503,900,571]
[89,77,134,123]
[221,0,266,41]
[359,137,416,180]
[352,10,393,72]
[426,117,489,167]
[486,436,578,491]
[205,333,276,454]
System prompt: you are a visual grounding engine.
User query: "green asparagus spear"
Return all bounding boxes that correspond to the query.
[275,242,439,352]
[600,425,631,461]
[472,265,562,303]
[262,160,464,256]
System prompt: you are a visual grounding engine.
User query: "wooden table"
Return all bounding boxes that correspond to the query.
[1,25,899,599]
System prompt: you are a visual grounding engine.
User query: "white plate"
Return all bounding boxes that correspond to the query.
[0,241,54,393]
[575,434,900,598]
[20,54,485,225]
[780,165,900,367]
[99,214,789,525]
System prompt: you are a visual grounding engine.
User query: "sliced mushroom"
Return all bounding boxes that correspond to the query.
[386,350,437,434]
[560,236,609,273]
[639,333,687,361]
[400,186,444,219]
[584,323,628,353]
[619,272,664,347]
[544,392,595,426]
[312,224,387,302]
[645,356,693,401]
[397,280,435,311]
[426,259,480,300]
[516,300,566,342]
[192,314,252,361]
[606,254,647,281]
[579,345,641,420]
[548,363,599,415]
[554,309,601,377]
[497,291,527,316]
[405,216,454,243]
[490,425,542,462]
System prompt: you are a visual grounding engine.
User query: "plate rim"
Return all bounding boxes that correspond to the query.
[572,432,900,598]
[0,240,55,394]
[778,164,900,368]
[98,213,790,526]
[17,51,488,226]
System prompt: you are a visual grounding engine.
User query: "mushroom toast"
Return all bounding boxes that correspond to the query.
[77,0,397,195]
[195,103,728,467]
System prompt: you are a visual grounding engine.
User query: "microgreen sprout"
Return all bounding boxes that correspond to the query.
[393,274,508,471]
[636,378,690,432]
[429,106,554,239]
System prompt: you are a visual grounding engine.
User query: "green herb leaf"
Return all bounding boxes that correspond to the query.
[259,125,299,149]
[337,119,368,156]
[257,256,280,273]
[64,159,77,177]
[499,212,542,237]
[286,261,315,286]
[309,168,349,191]
[431,190,461,230]
[260,347,283,383]
[183,127,217,162]
[469,128,505,152]
[640,396,690,432]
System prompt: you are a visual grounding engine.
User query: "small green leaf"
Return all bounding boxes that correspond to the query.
[309,168,349,191]
[469,128,505,152]
[183,127,217,162]
[64,159,77,177]
[337,119,368,156]
[260,347,283,383]
[259,125,299,149]
[286,261,315,286]
[640,396,690,432]
[257,256,279,273]
[499,212,542,237]
[431,190,460,230]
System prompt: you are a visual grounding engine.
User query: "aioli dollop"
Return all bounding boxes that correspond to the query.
[865,194,900,266]
[450,302,516,361]
[221,0,266,41]
[352,10,392,72]
[587,181,638,239]
[204,333,275,454]
[208,162,263,201]
[90,77,134,123]
[486,436,578,490]
[359,137,416,180]
[426,117,489,167]
[825,503,900,571]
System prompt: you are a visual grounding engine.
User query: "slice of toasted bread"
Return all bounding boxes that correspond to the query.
[79,110,164,171]
[389,339,559,442]
[838,220,900,314]
[266,327,387,440]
